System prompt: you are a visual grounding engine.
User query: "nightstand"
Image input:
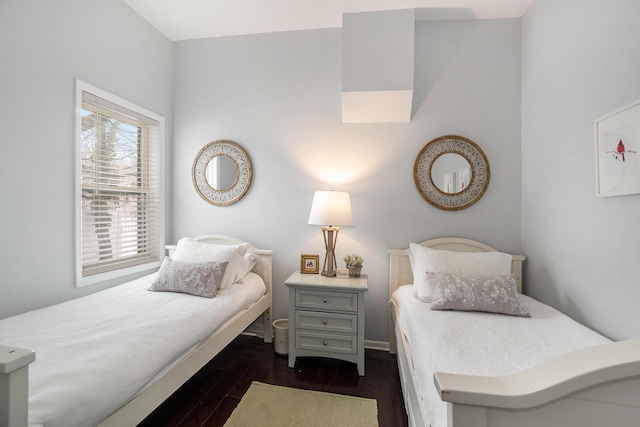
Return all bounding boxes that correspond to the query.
[285,271,368,376]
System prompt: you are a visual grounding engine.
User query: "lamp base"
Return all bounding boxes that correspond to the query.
[320,226,340,277]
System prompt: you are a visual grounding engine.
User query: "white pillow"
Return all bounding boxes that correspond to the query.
[239,252,257,280]
[171,238,252,289]
[409,243,512,302]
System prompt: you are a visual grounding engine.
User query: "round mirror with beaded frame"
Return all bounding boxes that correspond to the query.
[192,140,252,206]
[414,135,490,211]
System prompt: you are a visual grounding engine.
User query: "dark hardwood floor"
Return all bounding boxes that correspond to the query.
[138,334,408,427]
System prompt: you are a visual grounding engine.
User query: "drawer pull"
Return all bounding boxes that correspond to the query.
[322,320,328,325]
[322,298,328,303]
[323,341,328,346]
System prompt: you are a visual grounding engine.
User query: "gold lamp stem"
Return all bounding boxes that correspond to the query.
[320,226,340,277]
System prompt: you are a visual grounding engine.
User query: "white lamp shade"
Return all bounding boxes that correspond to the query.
[308,191,353,226]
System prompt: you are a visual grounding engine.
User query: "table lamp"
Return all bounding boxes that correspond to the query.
[308,190,353,277]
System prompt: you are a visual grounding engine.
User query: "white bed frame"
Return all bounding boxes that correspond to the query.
[389,237,640,427]
[0,235,273,427]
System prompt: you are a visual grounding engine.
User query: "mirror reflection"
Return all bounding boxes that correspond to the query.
[205,155,238,191]
[432,153,471,194]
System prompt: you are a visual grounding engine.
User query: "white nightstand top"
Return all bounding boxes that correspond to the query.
[285,271,368,291]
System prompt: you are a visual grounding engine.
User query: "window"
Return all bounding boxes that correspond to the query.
[76,80,164,287]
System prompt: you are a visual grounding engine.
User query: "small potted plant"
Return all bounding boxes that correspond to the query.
[343,253,364,278]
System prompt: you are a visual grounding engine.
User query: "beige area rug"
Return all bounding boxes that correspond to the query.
[224,381,379,427]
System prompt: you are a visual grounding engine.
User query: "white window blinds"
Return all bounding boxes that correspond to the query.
[78,85,162,284]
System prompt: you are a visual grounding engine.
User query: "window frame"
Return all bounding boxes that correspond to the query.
[75,80,165,287]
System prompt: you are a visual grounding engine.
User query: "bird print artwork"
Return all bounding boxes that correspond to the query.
[596,102,640,196]
[607,138,637,162]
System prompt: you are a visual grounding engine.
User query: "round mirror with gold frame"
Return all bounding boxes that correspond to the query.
[414,135,490,210]
[192,140,252,206]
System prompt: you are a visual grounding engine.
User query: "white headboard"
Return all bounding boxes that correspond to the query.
[165,234,273,305]
[388,237,525,295]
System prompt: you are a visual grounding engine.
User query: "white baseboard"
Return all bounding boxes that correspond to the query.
[365,340,390,352]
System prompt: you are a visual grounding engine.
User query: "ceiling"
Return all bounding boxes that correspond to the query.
[122,0,535,41]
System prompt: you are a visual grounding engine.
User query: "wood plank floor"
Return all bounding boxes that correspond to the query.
[138,334,409,427]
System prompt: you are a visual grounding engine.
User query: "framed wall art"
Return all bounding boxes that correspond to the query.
[300,254,319,274]
[595,100,640,197]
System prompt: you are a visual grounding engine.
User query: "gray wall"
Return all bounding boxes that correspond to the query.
[172,20,522,343]
[2,0,636,346]
[521,0,640,340]
[0,0,173,317]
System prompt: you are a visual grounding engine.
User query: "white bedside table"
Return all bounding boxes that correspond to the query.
[285,271,368,376]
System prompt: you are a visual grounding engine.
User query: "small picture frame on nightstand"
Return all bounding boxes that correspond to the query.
[336,268,349,278]
[300,254,319,274]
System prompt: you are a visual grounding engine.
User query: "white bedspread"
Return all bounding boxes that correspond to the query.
[0,272,266,427]
[392,285,610,427]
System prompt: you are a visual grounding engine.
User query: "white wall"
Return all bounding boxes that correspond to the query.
[521,0,640,340]
[171,19,522,342]
[0,0,172,317]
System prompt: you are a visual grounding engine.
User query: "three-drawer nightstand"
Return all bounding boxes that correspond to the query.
[285,271,368,376]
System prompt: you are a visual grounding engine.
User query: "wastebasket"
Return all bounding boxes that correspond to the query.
[273,319,289,356]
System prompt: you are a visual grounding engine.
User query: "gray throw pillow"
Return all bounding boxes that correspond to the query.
[149,257,228,298]
[427,272,530,317]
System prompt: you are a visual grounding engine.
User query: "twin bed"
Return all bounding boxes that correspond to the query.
[2,235,639,427]
[389,237,640,427]
[0,235,273,427]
